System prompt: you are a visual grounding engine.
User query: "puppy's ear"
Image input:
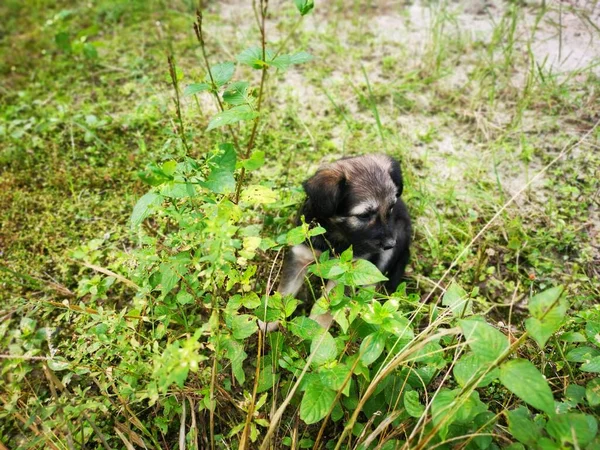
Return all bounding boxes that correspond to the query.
[303,169,346,219]
[389,157,404,197]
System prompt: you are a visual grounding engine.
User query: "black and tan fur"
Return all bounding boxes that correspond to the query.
[263,154,411,331]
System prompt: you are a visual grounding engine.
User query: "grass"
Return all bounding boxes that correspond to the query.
[1,0,599,448]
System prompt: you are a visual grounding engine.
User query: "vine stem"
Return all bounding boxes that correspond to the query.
[193,10,241,153]
[234,0,268,204]
[167,55,190,153]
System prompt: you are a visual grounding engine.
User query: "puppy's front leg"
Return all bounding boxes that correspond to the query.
[258,244,318,332]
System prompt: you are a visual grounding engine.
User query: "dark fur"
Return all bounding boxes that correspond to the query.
[280,154,411,296]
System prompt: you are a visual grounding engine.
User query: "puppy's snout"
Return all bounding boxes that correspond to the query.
[383,238,396,250]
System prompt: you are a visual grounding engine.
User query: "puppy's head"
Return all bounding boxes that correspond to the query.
[303,154,404,255]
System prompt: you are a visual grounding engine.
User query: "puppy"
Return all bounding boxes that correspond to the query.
[261,154,411,331]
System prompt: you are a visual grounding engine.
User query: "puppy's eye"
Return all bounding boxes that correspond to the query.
[356,212,373,220]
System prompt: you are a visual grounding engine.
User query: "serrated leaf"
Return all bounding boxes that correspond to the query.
[360,331,387,366]
[345,259,388,286]
[453,352,499,388]
[459,317,509,362]
[240,185,277,204]
[442,282,472,317]
[207,105,258,131]
[581,356,600,372]
[294,0,314,15]
[404,390,425,418]
[546,413,597,446]
[223,81,250,105]
[289,317,322,340]
[206,62,235,87]
[499,359,555,414]
[183,83,209,97]
[131,192,162,227]
[300,380,336,424]
[310,331,337,366]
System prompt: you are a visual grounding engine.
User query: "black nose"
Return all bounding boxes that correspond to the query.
[383,239,396,250]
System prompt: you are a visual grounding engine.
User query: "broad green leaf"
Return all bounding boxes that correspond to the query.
[499,359,555,414]
[546,413,598,446]
[206,62,235,87]
[360,332,387,366]
[381,314,413,339]
[566,346,600,362]
[581,356,600,373]
[430,389,457,440]
[586,321,600,345]
[442,282,472,317]
[202,170,235,194]
[404,390,425,418]
[528,286,564,318]
[586,378,600,406]
[473,411,496,450]
[506,406,543,447]
[565,384,586,406]
[160,263,179,296]
[47,359,70,371]
[161,160,177,177]
[286,225,307,245]
[176,291,194,305]
[222,338,247,385]
[183,83,209,97]
[55,32,71,52]
[345,259,388,286]
[310,331,337,366]
[240,185,277,205]
[294,0,314,15]
[240,150,265,171]
[213,143,237,171]
[526,286,567,348]
[319,364,351,395]
[207,105,258,131]
[453,352,499,388]
[138,162,173,186]
[237,47,268,69]
[229,314,257,340]
[289,51,313,65]
[300,380,336,424]
[223,81,250,105]
[130,192,162,227]
[289,316,321,340]
[83,42,98,59]
[459,317,509,361]
[202,144,237,194]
